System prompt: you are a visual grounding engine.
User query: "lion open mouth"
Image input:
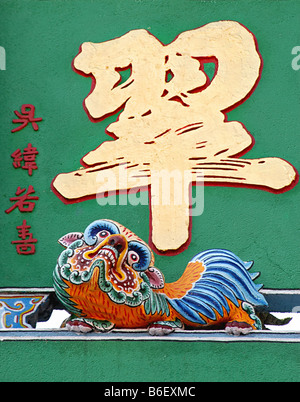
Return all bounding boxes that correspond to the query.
[98,245,119,266]
[97,244,141,293]
[67,232,142,294]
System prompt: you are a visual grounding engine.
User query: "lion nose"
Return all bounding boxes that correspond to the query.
[108,235,127,253]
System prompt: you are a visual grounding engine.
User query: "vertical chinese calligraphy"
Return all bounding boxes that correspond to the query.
[11,143,39,176]
[7,104,42,255]
[11,104,42,133]
[5,185,39,214]
[11,219,37,255]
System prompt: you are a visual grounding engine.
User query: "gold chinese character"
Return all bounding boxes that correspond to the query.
[52,21,297,252]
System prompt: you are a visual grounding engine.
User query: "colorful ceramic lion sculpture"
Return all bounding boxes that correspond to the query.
[53,219,268,335]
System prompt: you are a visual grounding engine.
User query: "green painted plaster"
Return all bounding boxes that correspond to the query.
[0,341,299,382]
[0,0,299,382]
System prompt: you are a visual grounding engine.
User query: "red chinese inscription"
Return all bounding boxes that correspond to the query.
[11,143,38,175]
[8,103,42,256]
[11,104,42,133]
[5,185,39,214]
[11,149,23,168]
[11,219,37,255]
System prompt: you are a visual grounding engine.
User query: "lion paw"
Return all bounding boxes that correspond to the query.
[148,323,175,336]
[225,321,253,336]
[66,318,94,333]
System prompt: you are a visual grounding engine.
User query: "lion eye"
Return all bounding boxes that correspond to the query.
[127,240,151,271]
[127,250,140,266]
[99,230,110,239]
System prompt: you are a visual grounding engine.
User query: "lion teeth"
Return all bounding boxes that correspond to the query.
[99,249,116,265]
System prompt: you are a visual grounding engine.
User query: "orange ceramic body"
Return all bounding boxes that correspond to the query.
[54,219,267,335]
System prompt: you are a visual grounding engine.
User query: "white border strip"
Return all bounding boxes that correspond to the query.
[0,288,299,294]
[0,328,299,342]
[0,287,54,294]
[261,289,300,295]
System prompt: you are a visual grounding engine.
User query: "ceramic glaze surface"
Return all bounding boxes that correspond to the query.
[54,219,268,335]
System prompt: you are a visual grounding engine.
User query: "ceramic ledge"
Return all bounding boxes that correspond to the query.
[0,328,299,342]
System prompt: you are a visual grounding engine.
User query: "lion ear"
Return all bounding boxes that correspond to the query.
[145,267,165,289]
[58,232,83,248]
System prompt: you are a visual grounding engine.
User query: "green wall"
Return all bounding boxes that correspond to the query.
[1,341,299,382]
[0,0,299,382]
